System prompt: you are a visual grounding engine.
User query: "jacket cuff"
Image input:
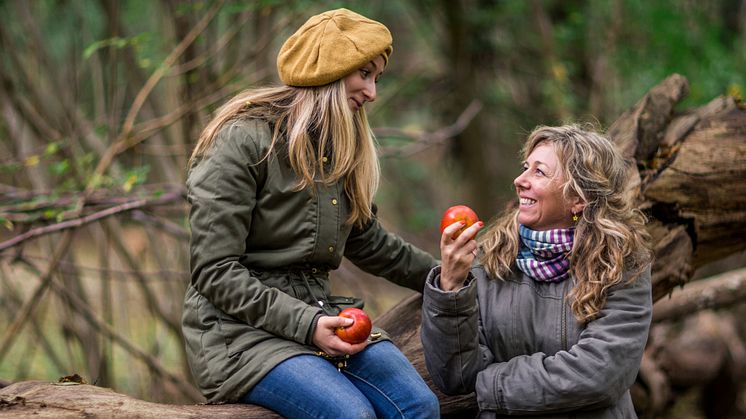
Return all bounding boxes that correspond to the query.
[305,312,324,345]
[424,266,478,313]
[476,365,505,411]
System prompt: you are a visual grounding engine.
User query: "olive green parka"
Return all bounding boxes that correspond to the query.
[182,117,436,403]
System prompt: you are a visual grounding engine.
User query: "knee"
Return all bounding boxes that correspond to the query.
[406,387,440,418]
[344,404,376,419]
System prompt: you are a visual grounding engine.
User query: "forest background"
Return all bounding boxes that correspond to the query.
[0,0,745,417]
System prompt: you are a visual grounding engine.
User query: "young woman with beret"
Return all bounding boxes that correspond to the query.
[183,8,439,419]
[423,125,653,418]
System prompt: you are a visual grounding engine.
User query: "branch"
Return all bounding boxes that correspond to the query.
[0,190,184,252]
[652,267,746,323]
[90,1,224,193]
[377,99,482,158]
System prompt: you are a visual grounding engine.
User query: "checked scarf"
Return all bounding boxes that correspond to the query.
[516,224,574,283]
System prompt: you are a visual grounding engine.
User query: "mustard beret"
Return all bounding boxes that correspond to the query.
[277,8,393,87]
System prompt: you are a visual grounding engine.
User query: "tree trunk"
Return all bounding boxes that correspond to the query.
[1,74,744,418]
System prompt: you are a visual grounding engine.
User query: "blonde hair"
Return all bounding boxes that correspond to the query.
[188,81,380,227]
[480,124,651,322]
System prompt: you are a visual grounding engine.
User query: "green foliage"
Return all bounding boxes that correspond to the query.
[121,166,150,193]
[83,34,149,61]
[613,0,745,107]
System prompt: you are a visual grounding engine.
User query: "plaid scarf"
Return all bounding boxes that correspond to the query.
[516,224,574,283]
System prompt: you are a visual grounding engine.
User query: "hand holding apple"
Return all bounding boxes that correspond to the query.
[313,315,368,356]
[440,205,480,239]
[335,308,372,344]
[439,205,484,291]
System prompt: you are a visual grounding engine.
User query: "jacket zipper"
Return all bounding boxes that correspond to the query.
[561,280,570,351]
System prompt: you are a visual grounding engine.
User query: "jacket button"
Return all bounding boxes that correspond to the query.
[331,198,338,205]
[311,268,317,273]
[328,246,334,253]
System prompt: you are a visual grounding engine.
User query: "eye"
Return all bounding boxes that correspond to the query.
[536,168,545,176]
[360,69,370,78]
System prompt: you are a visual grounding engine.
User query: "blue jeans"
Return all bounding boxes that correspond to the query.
[241,341,440,418]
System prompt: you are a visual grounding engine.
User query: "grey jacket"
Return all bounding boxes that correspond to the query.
[421,265,652,418]
[183,117,437,403]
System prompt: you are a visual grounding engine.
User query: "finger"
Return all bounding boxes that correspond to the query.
[347,340,369,354]
[454,221,484,243]
[326,338,365,356]
[441,221,466,243]
[318,316,353,332]
[331,316,354,328]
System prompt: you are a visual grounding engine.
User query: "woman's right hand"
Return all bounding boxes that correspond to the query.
[440,220,484,291]
[312,315,368,357]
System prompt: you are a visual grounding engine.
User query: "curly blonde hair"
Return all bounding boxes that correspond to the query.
[188,80,379,227]
[480,124,652,322]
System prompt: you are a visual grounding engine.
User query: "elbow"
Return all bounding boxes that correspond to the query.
[424,357,475,396]
[576,372,635,408]
[430,372,473,396]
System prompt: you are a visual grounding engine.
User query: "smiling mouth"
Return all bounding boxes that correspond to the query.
[520,197,536,206]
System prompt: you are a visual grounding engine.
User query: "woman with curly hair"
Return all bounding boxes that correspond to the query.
[422,124,653,418]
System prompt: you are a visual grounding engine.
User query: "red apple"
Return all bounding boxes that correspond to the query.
[335,308,372,344]
[440,205,479,239]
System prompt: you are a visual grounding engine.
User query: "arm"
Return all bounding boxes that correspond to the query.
[188,120,321,344]
[344,204,437,292]
[476,268,653,414]
[421,266,495,395]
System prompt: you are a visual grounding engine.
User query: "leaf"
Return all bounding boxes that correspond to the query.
[0,216,13,231]
[83,34,148,60]
[44,142,61,156]
[727,83,742,101]
[49,161,70,176]
[24,155,40,167]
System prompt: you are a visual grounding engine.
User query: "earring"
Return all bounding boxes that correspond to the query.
[572,213,579,222]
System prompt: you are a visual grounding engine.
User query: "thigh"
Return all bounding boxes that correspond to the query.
[242,355,375,419]
[344,341,440,419]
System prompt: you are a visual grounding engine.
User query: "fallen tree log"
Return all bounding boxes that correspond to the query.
[0,380,280,418]
[1,74,745,418]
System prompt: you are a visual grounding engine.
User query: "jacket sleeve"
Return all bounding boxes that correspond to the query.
[476,268,653,414]
[344,205,437,293]
[187,120,321,345]
[421,266,495,395]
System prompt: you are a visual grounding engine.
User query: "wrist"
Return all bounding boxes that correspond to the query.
[438,274,463,292]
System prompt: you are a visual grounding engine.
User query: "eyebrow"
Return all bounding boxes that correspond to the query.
[522,160,552,173]
[522,160,549,167]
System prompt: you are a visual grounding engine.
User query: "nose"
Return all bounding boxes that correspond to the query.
[363,79,377,103]
[514,171,529,190]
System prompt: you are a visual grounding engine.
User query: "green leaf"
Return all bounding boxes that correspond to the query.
[45,142,61,156]
[0,216,13,231]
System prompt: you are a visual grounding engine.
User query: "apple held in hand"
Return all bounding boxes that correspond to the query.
[335,308,372,344]
[440,205,480,239]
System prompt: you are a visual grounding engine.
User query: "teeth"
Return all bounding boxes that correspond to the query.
[520,198,536,205]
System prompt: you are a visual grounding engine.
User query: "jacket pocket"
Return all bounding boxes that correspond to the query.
[217,311,256,357]
[187,294,231,389]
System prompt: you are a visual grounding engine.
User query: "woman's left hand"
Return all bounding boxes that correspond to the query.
[439,220,484,291]
[313,315,369,357]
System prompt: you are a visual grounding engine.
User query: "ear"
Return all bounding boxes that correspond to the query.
[568,195,586,215]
